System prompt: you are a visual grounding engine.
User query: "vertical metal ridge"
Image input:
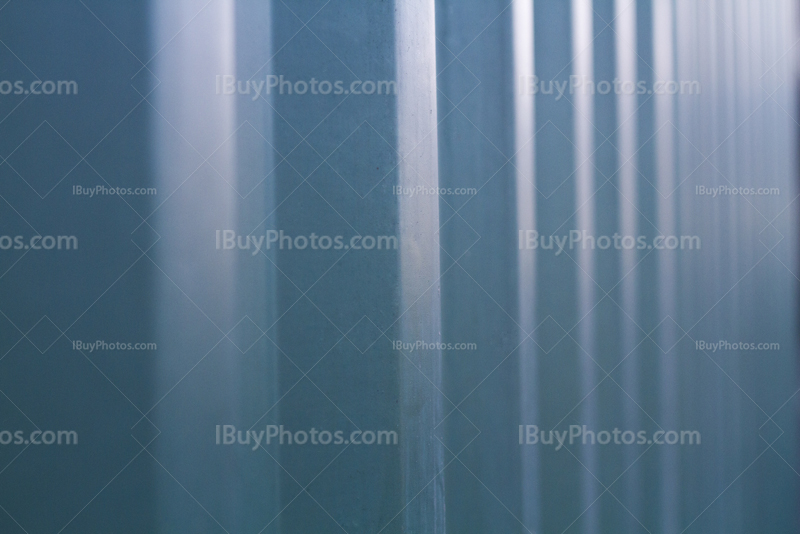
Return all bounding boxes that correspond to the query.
[396,0,445,531]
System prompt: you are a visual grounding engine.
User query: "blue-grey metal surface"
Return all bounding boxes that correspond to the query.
[0,1,797,532]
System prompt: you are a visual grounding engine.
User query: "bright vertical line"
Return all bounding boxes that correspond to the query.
[614,0,639,524]
[514,0,535,310]
[615,0,636,235]
[513,0,538,530]
[572,0,598,531]
[395,0,445,531]
[152,0,239,530]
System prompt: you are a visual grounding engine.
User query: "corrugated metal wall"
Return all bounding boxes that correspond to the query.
[439,0,799,531]
[0,0,797,532]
